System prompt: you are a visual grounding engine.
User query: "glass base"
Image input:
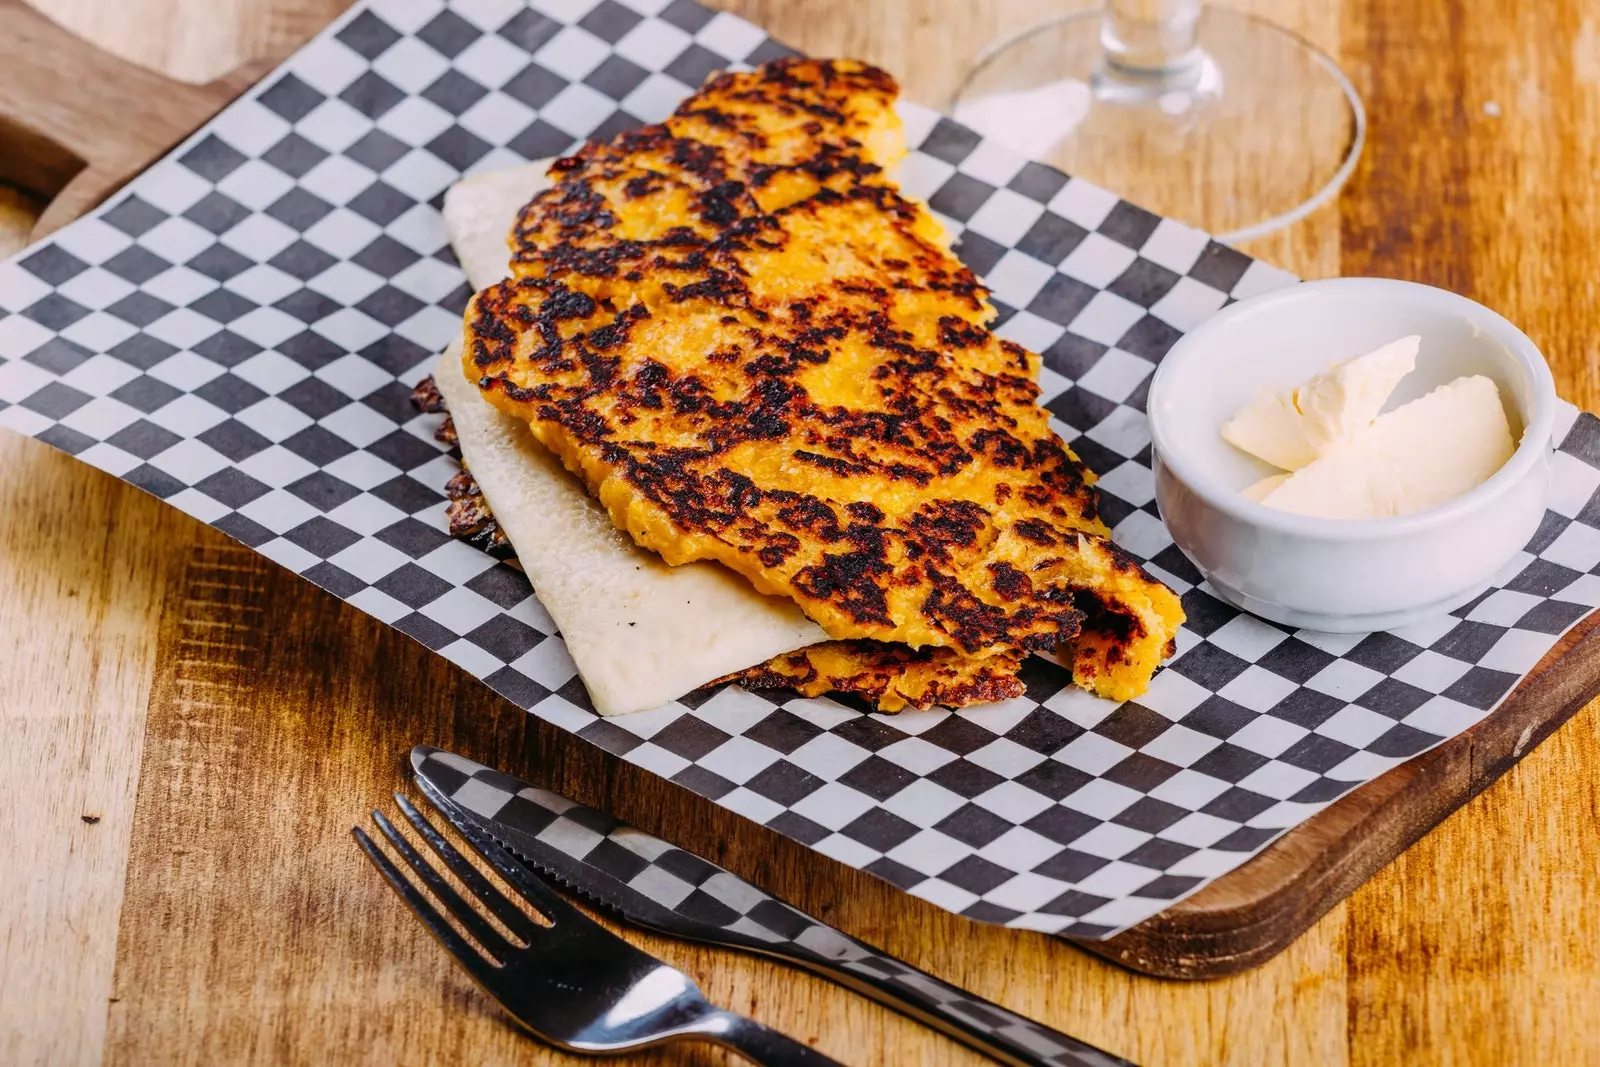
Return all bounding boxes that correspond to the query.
[951,7,1364,243]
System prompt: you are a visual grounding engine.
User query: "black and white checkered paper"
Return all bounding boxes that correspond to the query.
[4,0,1599,939]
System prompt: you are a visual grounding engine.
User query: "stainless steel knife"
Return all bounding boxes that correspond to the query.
[411,746,1137,1067]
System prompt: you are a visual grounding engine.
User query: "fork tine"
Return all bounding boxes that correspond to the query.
[414,777,584,925]
[351,826,501,989]
[394,793,542,943]
[369,809,516,963]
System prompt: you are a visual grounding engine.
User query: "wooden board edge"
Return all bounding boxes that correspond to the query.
[0,0,302,244]
[1077,609,1600,979]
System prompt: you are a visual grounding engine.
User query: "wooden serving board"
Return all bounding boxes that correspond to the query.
[0,0,275,241]
[6,0,1600,987]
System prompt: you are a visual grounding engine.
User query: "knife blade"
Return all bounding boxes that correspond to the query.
[411,745,1136,1067]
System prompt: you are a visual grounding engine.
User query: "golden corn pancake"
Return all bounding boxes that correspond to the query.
[463,58,1184,701]
[416,377,1024,711]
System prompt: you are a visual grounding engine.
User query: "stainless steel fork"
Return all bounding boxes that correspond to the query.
[354,794,841,1066]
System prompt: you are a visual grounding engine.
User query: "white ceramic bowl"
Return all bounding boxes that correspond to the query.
[1148,277,1557,632]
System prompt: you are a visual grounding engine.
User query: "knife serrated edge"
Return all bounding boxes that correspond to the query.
[413,764,958,1001]
[413,770,761,946]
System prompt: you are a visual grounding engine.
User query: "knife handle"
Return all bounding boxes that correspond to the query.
[749,929,1135,1067]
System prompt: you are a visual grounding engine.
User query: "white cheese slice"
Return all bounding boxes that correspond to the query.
[1257,374,1515,520]
[1242,473,1289,502]
[1223,335,1420,471]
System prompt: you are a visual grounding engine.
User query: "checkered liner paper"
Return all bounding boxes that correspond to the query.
[5,0,1600,940]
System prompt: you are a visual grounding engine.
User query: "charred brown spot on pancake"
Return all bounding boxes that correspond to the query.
[998,339,1031,372]
[664,270,749,304]
[988,561,1031,601]
[922,573,1082,654]
[906,499,988,562]
[787,551,890,626]
[543,287,597,321]
[938,315,987,348]
[757,531,802,567]
[1012,518,1058,547]
[1064,588,1149,670]
[775,494,844,539]
[1102,538,1155,578]
[793,450,867,477]
[846,501,884,524]
[697,180,749,226]
[968,428,1030,468]
[624,173,663,199]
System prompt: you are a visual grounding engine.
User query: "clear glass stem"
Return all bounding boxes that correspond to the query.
[1101,0,1203,79]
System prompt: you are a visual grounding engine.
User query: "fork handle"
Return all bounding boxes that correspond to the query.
[694,1009,843,1066]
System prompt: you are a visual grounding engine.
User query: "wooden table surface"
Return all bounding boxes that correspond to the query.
[5,1,1600,1065]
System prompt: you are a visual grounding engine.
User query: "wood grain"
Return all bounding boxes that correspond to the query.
[0,438,193,1067]
[0,184,39,257]
[1339,2,1600,1062]
[21,0,347,84]
[0,0,281,241]
[4,0,1600,1064]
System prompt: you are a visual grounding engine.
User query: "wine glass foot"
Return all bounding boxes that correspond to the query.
[952,6,1364,243]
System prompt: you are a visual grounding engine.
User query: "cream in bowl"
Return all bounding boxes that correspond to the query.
[1148,277,1557,632]
[1224,334,1516,519]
